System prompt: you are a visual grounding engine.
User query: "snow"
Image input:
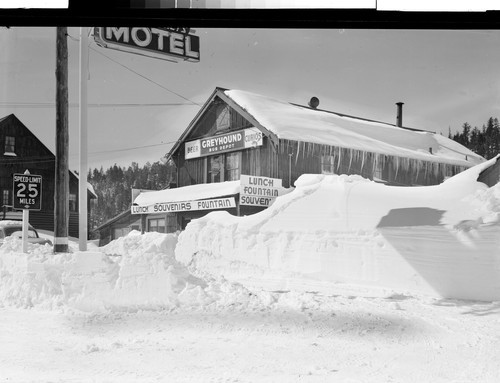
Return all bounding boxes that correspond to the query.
[1,158,500,381]
[224,89,484,167]
[134,180,240,206]
[176,156,500,301]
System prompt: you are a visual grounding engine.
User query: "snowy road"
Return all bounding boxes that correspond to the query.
[2,293,499,382]
[2,165,500,382]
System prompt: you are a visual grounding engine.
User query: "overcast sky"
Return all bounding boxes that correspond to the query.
[2,27,500,171]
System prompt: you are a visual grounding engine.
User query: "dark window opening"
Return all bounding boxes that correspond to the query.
[4,136,15,153]
[208,152,241,183]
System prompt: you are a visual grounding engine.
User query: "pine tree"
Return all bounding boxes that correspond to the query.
[450,117,500,160]
[88,160,176,229]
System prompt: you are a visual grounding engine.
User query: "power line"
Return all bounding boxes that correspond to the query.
[66,32,201,107]
[89,46,201,106]
[0,102,195,109]
[0,140,179,163]
[88,140,179,155]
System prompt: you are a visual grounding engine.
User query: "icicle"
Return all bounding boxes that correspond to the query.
[337,147,342,172]
[333,147,337,171]
[394,156,399,180]
[295,141,301,164]
[347,149,353,173]
[415,160,420,183]
[361,150,366,172]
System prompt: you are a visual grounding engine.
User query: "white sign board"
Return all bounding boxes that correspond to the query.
[239,175,292,207]
[131,197,236,215]
[185,128,263,159]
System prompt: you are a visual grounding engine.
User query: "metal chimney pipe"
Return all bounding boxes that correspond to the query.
[396,102,404,127]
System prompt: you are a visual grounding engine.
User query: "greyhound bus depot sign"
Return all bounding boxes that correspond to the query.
[94,27,200,62]
[185,128,263,159]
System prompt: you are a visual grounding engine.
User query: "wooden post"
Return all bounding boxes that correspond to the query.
[79,27,89,251]
[22,209,29,253]
[54,27,69,253]
[21,169,31,254]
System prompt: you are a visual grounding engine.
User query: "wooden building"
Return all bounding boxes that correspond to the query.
[93,209,141,246]
[130,87,485,234]
[0,114,97,238]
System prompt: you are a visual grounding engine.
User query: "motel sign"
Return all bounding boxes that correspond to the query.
[94,27,200,62]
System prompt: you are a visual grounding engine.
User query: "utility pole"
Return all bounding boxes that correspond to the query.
[54,26,69,253]
[79,27,89,251]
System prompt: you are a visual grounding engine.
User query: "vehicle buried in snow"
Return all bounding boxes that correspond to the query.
[0,220,52,246]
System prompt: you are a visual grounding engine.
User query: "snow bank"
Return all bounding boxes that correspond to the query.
[1,159,499,312]
[0,236,71,309]
[0,231,267,313]
[176,158,500,301]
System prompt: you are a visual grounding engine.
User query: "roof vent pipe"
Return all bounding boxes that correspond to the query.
[308,97,320,109]
[396,102,404,127]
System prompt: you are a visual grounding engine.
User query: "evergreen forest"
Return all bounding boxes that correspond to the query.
[448,117,500,160]
[88,160,175,230]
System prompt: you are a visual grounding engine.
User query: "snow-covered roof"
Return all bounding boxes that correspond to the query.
[223,89,484,167]
[70,170,97,198]
[133,181,240,206]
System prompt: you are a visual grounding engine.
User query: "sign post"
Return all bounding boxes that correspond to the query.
[12,170,42,253]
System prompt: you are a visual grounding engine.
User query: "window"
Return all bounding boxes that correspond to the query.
[215,104,230,131]
[113,227,130,239]
[321,155,336,175]
[207,153,241,183]
[148,218,165,233]
[2,190,9,207]
[69,193,77,212]
[208,155,223,183]
[225,152,241,181]
[4,136,15,154]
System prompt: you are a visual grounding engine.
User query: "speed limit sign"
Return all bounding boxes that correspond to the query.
[13,172,42,211]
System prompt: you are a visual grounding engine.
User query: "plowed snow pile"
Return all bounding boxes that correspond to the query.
[176,157,500,301]
[1,158,500,382]
[0,232,269,313]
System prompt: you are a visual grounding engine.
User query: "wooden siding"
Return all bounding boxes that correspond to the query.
[29,211,86,238]
[174,97,270,187]
[177,144,206,186]
[187,96,253,141]
[277,140,468,187]
[1,115,57,211]
[1,114,95,238]
[240,137,277,178]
